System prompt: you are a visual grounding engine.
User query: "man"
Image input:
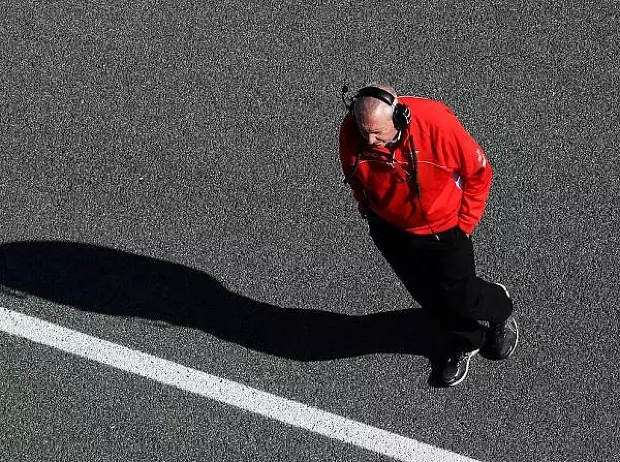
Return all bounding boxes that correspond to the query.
[338,84,518,387]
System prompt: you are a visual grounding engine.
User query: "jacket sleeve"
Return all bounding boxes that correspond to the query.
[434,109,492,234]
[339,118,366,208]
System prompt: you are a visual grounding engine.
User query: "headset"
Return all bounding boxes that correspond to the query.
[341,85,411,185]
[341,85,411,130]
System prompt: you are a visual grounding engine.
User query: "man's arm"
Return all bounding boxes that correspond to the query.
[339,117,368,217]
[435,109,492,235]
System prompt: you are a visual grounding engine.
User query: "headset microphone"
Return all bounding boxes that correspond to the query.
[341,84,352,111]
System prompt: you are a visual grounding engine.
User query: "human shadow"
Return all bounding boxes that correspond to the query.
[0,241,453,361]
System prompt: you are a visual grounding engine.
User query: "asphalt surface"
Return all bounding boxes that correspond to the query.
[1,1,619,461]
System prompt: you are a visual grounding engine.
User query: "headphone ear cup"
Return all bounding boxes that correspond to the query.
[393,104,410,130]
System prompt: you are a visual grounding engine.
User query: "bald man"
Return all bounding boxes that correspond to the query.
[338,84,518,387]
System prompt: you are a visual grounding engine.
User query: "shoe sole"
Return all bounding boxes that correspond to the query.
[503,317,519,359]
[444,349,479,387]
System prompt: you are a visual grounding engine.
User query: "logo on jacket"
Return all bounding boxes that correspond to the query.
[476,149,487,168]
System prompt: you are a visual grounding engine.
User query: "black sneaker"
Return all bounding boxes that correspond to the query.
[430,349,479,387]
[480,283,519,360]
[481,317,519,360]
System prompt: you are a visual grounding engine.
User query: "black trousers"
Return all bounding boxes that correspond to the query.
[367,212,513,354]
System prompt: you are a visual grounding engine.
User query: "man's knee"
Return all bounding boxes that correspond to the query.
[437,277,480,318]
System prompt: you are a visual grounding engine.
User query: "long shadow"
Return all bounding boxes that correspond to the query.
[0,241,453,361]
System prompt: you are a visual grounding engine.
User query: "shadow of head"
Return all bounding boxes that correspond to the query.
[0,241,452,361]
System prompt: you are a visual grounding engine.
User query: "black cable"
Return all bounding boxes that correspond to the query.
[342,146,362,184]
[406,135,440,240]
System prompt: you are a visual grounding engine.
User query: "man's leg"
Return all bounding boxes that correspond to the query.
[429,226,517,362]
[368,216,509,348]
[368,215,516,386]
[367,214,480,387]
[367,213,438,312]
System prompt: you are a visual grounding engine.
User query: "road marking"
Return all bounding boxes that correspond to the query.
[0,307,480,462]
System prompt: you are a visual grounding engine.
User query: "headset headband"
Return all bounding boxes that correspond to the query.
[340,84,410,130]
[354,86,396,107]
[352,86,410,130]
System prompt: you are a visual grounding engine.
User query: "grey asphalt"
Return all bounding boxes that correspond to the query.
[1,1,619,461]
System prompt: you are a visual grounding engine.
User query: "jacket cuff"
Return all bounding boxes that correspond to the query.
[458,220,476,235]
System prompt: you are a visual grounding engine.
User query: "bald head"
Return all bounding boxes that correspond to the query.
[352,84,400,148]
[352,83,398,123]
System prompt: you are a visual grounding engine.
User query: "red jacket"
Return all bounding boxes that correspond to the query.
[339,97,492,236]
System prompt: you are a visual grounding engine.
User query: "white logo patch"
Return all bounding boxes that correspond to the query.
[476,148,487,168]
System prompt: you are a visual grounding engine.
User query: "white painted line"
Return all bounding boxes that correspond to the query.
[0,307,480,462]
